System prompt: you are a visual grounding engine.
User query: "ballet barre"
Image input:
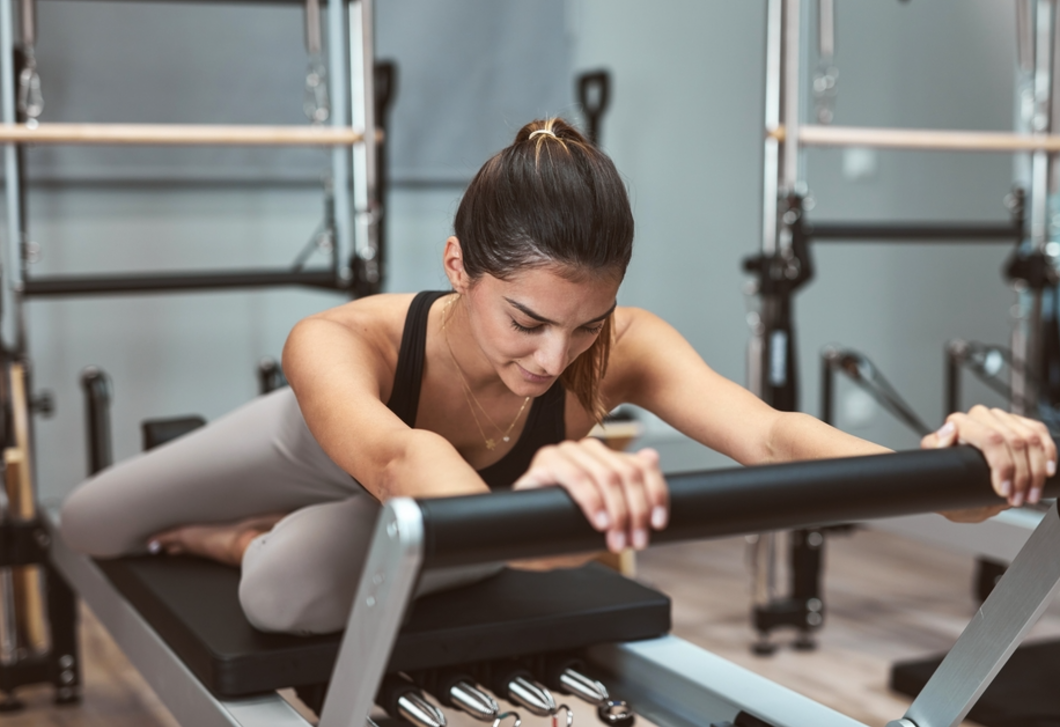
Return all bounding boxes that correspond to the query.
[770,124,1060,153]
[0,123,379,146]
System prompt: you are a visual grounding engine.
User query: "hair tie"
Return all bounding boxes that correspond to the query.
[529,129,557,140]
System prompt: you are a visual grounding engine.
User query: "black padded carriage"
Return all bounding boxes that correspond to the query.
[96,556,671,698]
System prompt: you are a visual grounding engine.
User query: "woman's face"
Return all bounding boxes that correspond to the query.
[462,264,621,397]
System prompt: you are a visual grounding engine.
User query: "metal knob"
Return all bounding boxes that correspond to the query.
[397,691,447,727]
[506,676,557,717]
[559,669,609,705]
[449,681,499,722]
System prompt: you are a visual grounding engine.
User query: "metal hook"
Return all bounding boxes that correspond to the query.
[492,711,521,727]
[553,704,574,727]
[17,54,43,121]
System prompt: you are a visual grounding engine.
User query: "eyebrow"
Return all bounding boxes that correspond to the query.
[504,297,617,326]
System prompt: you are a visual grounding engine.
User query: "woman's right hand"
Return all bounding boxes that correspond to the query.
[512,438,670,553]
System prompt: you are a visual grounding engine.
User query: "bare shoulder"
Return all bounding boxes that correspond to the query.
[284,293,418,397]
[294,293,414,353]
[610,306,671,357]
[602,307,684,403]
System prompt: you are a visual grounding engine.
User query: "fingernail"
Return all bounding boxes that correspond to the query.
[651,506,668,529]
[999,480,1012,498]
[1012,490,1025,508]
[935,422,955,447]
[1049,460,1057,477]
[147,540,161,555]
[632,529,648,550]
[1029,486,1043,505]
[593,511,611,530]
[609,530,626,552]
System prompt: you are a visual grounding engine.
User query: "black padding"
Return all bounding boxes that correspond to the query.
[891,639,1060,726]
[141,416,207,451]
[418,448,1060,568]
[96,557,669,698]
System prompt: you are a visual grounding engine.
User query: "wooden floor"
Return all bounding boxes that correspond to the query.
[4,525,1058,727]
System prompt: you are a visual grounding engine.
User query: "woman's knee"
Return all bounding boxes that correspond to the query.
[59,478,138,557]
[238,539,358,635]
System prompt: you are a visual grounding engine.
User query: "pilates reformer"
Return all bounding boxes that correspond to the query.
[745,0,1060,654]
[38,431,1060,727]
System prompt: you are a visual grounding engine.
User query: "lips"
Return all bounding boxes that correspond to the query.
[517,364,554,385]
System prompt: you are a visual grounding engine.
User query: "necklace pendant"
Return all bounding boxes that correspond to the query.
[485,439,496,450]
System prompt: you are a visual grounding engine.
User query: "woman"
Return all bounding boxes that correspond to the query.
[60,118,1056,636]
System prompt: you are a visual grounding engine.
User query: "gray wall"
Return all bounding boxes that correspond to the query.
[26,0,1023,500]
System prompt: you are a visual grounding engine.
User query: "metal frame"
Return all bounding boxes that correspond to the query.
[318,497,424,727]
[748,0,1057,653]
[0,0,381,349]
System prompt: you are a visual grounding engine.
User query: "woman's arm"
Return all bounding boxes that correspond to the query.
[283,312,489,501]
[607,308,1055,509]
[607,308,886,464]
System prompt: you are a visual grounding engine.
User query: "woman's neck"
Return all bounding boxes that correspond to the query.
[438,293,511,398]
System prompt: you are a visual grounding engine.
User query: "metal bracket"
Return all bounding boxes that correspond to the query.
[318,498,424,727]
[893,501,1060,727]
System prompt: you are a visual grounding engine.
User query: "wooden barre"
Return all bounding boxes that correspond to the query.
[770,124,1060,153]
[0,123,376,146]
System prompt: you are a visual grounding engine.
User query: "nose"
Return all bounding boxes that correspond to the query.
[534,332,570,376]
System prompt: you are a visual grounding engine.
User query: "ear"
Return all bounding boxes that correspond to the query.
[442,236,471,293]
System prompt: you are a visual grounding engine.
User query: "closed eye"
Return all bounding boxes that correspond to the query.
[511,319,541,334]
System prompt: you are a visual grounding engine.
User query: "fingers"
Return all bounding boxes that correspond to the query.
[513,439,670,553]
[928,406,1057,507]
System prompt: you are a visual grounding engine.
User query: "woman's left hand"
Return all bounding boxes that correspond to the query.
[922,405,1057,522]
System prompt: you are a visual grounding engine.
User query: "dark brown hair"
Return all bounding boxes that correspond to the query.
[454,118,634,420]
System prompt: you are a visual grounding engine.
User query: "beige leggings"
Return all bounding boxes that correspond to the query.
[60,387,498,635]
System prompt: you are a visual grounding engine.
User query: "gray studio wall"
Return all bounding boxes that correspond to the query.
[24,0,1020,500]
[571,0,1017,471]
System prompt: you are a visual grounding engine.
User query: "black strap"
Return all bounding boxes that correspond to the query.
[386,291,449,427]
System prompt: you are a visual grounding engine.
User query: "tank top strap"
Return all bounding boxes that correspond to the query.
[386,291,449,427]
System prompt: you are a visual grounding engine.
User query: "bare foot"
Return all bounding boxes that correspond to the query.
[148,513,286,567]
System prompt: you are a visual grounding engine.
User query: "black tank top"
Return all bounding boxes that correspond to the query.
[386,291,567,489]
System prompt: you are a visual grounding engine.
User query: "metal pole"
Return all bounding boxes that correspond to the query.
[349,0,379,294]
[1,0,23,356]
[821,347,836,426]
[761,0,783,260]
[1018,0,1036,74]
[781,0,801,204]
[944,340,966,420]
[328,0,353,289]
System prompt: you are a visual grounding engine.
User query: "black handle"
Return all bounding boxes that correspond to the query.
[576,70,610,145]
[418,447,1059,568]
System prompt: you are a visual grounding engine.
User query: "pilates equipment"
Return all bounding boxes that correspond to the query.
[43,376,1060,727]
[820,348,932,437]
[0,0,390,308]
[745,0,1058,652]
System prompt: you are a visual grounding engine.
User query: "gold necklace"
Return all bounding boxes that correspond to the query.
[442,295,531,451]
